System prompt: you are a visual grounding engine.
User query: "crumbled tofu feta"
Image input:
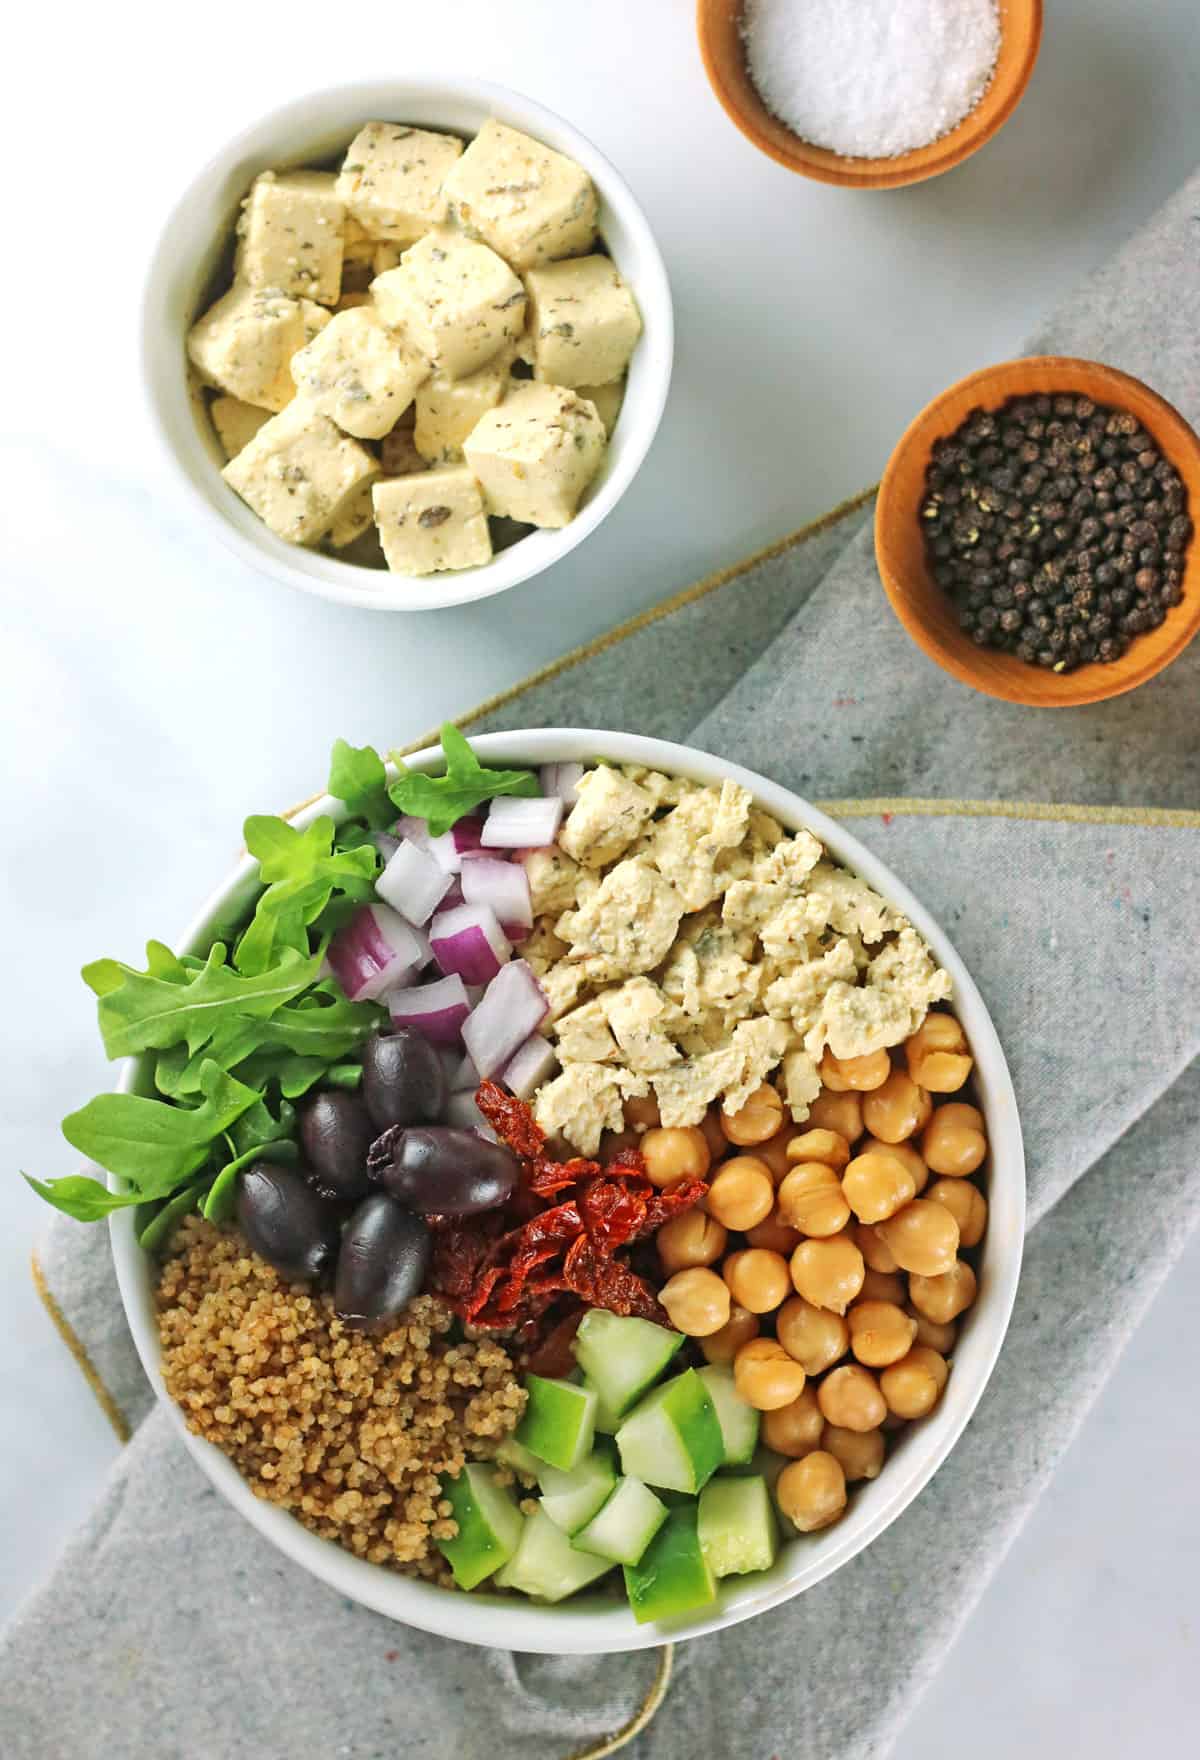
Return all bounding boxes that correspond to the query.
[781,1047,822,1119]
[763,939,860,1030]
[209,395,272,460]
[235,171,345,305]
[522,920,569,978]
[521,846,583,917]
[372,466,492,576]
[652,1018,789,1128]
[222,400,379,544]
[464,381,605,528]
[577,378,625,437]
[327,478,376,548]
[372,231,525,380]
[336,124,464,244]
[554,1000,618,1063]
[414,351,512,464]
[557,858,684,979]
[559,766,657,869]
[648,782,754,911]
[799,862,896,944]
[539,960,591,1022]
[442,119,598,268]
[534,1063,647,1156]
[187,285,331,412]
[599,979,682,1075]
[289,305,430,440]
[524,256,643,388]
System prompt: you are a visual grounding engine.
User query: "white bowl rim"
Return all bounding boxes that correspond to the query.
[109,728,1025,1653]
[140,77,675,613]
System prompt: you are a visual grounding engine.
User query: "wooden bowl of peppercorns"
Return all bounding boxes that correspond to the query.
[875,357,1200,705]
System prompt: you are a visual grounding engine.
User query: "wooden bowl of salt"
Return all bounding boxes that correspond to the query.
[697,0,1043,190]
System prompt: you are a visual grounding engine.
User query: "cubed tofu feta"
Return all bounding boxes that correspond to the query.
[414,351,513,464]
[372,466,492,575]
[559,766,657,869]
[521,845,583,917]
[554,1000,618,1064]
[187,284,330,412]
[372,232,526,380]
[336,124,464,244]
[340,216,377,292]
[463,382,605,528]
[234,171,345,305]
[335,290,373,312]
[222,400,379,544]
[327,479,377,548]
[524,256,643,388]
[289,306,430,440]
[372,242,403,276]
[209,395,272,460]
[577,378,625,437]
[442,119,597,268]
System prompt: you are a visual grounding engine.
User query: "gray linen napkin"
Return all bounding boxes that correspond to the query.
[6,169,1200,1760]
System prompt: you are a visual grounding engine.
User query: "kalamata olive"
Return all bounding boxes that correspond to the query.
[299,1090,374,1201]
[236,1164,341,1283]
[369,1126,519,1216]
[334,1194,431,1330]
[360,1029,447,1132]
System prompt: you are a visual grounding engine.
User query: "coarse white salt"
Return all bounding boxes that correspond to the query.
[743,0,1001,160]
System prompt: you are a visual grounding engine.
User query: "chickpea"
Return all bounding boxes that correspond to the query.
[658,1267,731,1337]
[905,1013,973,1093]
[762,1386,825,1457]
[733,1337,807,1410]
[880,1346,949,1419]
[806,1086,864,1144]
[699,1303,759,1364]
[926,1176,988,1247]
[721,1081,784,1146]
[776,1296,850,1375]
[775,1451,847,1532]
[656,1208,727,1274]
[790,1234,865,1314]
[698,1106,730,1163]
[745,1207,802,1255]
[821,1423,885,1482]
[819,1047,892,1092]
[857,1267,906,1305]
[817,1363,887,1432]
[853,1221,900,1274]
[906,1304,957,1354]
[755,1125,803,1183]
[909,1259,978,1324]
[862,1135,928,1195]
[705,1156,775,1230]
[842,1150,917,1224]
[785,1128,851,1172]
[599,1127,639,1165]
[722,1247,791,1314]
[847,1300,918,1368]
[922,1103,988,1177]
[862,1069,932,1144]
[777,1160,852,1238]
[641,1126,711,1189]
[624,1092,661,1132]
[878,1199,960,1277]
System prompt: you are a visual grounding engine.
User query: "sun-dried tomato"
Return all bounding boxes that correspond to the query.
[476,1079,546,1157]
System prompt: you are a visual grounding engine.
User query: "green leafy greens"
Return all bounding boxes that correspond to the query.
[386,724,539,838]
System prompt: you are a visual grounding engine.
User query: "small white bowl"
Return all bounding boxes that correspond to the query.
[141,82,674,612]
[109,730,1024,1653]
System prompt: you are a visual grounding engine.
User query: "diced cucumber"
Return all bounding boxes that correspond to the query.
[501,1508,613,1602]
[623,1505,717,1624]
[495,1435,543,1478]
[583,1374,623,1435]
[573,1476,668,1566]
[572,1310,684,1420]
[615,1369,724,1494]
[697,1475,778,1578]
[538,1444,618,1534]
[436,1464,524,1590]
[516,1375,598,1472]
[697,1365,760,1466]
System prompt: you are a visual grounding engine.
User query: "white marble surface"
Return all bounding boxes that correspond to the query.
[3,0,1199,1747]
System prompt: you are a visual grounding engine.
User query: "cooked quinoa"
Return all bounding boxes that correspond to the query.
[155,1217,525,1583]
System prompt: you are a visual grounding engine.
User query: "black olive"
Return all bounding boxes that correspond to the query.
[368,1125,519,1216]
[334,1195,431,1330]
[236,1164,341,1283]
[360,1029,447,1132]
[299,1090,374,1201]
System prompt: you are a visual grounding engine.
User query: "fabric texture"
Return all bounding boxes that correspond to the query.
[5,168,1200,1760]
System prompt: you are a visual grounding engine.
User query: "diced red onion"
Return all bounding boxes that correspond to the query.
[442,1090,499,1142]
[371,830,400,862]
[481,795,564,849]
[376,838,453,925]
[502,1035,559,1100]
[395,813,486,874]
[466,985,486,1009]
[451,815,486,857]
[451,1052,481,1093]
[539,762,585,804]
[461,856,533,937]
[429,904,512,985]
[387,974,471,1045]
[461,959,550,1077]
[327,904,424,1003]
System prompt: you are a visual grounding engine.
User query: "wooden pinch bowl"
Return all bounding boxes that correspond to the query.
[696,0,1043,189]
[875,357,1200,707]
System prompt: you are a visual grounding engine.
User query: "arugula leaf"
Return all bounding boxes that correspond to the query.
[60,1062,261,1197]
[236,817,377,977]
[157,984,381,1100]
[92,941,324,1060]
[83,940,189,998]
[22,1173,147,1221]
[322,1061,364,1090]
[229,1093,297,1156]
[138,1182,208,1252]
[387,723,539,837]
[327,739,394,829]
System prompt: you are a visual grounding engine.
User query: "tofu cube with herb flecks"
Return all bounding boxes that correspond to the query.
[414,350,513,464]
[336,124,463,244]
[524,256,642,390]
[463,381,604,528]
[209,395,272,460]
[441,119,597,268]
[373,466,492,575]
[290,306,430,440]
[187,284,330,412]
[222,400,379,544]
[372,231,526,381]
[234,171,346,306]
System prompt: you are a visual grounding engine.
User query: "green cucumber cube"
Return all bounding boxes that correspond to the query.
[697,1475,778,1578]
[623,1505,717,1625]
[583,1374,623,1435]
[495,1435,543,1478]
[436,1464,524,1590]
[501,1508,613,1602]
[573,1476,668,1566]
[614,1369,724,1494]
[538,1444,618,1534]
[572,1310,684,1420]
[516,1375,598,1472]
[697,1364,760,1466]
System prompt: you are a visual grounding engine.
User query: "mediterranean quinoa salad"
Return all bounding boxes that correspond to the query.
[31,731,990,1621]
